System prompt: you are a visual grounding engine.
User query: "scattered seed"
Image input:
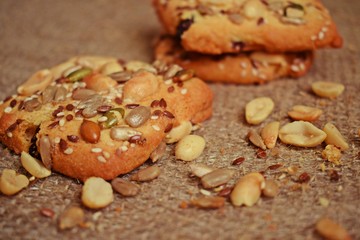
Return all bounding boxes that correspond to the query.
[323,123,349,151]
[231,157,245,165]
[165,121,192,144]
[111,178,140,197]
[40,208,55,218]
[248,130,266,150]
[201,169,235,189]
[150,141,167,163]
[189,163,216,178]
[322,145,341,165]
[217,187,233,198]
[261,121,280,149]
[329,169,340,181]
[256,149,267,159]
[315,218,351,240]
[268,163,283,170]
[130,166,161,182]
[190,196,225,209]
[58,206,85,230]
[297,172,310,183]
[288,105,323,122]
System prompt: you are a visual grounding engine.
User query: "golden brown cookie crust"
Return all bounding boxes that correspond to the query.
[0,56,213,181]
[153,0,343,54]
[154,36,313,84]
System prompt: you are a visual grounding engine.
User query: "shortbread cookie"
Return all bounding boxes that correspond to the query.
[0,56,213,181]
[153,0,343,54]
[155,36,313,84]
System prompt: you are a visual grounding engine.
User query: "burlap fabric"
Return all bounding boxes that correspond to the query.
[0,1,359,239]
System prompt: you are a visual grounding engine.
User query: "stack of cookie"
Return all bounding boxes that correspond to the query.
[152,0,343,84]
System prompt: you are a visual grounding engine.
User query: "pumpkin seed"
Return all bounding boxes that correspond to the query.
[66,67,92,82]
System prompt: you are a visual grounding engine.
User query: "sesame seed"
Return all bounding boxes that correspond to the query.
[322,27,328,32]
[152,125,160,131]
[97,116,108,123]
[97,156,107,163]
[91,148,103,153]
[54,137,61,144]
[79,82,87,88]
[241,70,247,77]
[318,31,325,40]
[6,132,13,138]
[56,112,65,117]
[218,63,225,70]
[29,176,36,181]
[66,93,72,98]
[130,143,136,148]
[200,189,212,196]
[64,147,74,155]
[299,63,305,71]
[103,151,110,159]
[123,141,130,147]
[59,119,66,127]
[291,65,300,72]
[164,79,173,85]
[4,107,12,113]
[180,88,188,95]
[121,146,128,152]
[311,35,317,41]
[150,115,159,120]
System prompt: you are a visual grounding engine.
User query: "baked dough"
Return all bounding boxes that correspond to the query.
[153,0,343,54]
[0,56,213,181]
[155,36,313,84]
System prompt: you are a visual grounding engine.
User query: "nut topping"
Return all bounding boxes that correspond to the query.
[80,120,101,143]
[125,106,151,128]
[39,135,52,169]
[110,127,142,141]
[312,81,345,98]
[17,69,53,96]
[20,151,52,178]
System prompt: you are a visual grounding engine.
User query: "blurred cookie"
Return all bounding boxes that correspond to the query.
[153,0,342,54]
[155,36,313,84]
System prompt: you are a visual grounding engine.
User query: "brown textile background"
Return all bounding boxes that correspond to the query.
[0,1,359,239]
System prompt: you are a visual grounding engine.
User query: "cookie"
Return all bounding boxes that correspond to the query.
[155,36,313,84]
[153,0,343,54]
[0,56,213,181]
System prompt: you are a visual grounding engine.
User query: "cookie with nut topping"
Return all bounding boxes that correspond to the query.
[0,56,213,181]
[153,0,342,54]
[155,36,313,84]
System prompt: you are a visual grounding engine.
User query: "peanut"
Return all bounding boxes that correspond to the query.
[261,121,280,149]
[288,105,323,122]
[312,81,345,98]
[262,179,280,198]
[245,97,274,125]
[20,151,51,178]
[81,177,114,209]
[231,172,265,207]
[165,121,192,143]
[323,123,349,151]
[100,61,124,75]
[17,69,53,96]
[279,121,327,147]
[0,169,29,195]
[83,73,117,92]
[315,218,351,240]
[175,135,206,161]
